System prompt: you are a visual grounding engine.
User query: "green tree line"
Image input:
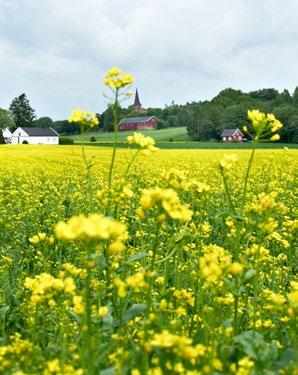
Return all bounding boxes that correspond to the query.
[100,87,298,143]
[2,88,298,143]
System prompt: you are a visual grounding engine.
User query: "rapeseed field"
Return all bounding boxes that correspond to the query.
[0,144,297,374]
[0,68,297,374]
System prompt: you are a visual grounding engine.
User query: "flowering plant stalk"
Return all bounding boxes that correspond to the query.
[68,108,99,204]
[241,110,283,212]
[218,109,283,335]
[103,67,134,191]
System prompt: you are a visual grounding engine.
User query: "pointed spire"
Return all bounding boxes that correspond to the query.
[134,89,141,107]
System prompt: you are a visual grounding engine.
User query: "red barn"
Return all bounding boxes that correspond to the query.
[221,128,244,142]
[118,116,158,131]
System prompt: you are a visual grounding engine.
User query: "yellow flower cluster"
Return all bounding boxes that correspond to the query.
[288,281,298,311]
[172,289,195,307]
[68,108,99,128]
[126,271,148,291]
[0,333,32,373]
[44,359,83,375]
[245,191,286,214]
[103,66,134,89]
[63,263,86,278]
[199,245,232,283]
[138,188,193,222]
[246,109,282,141]
[55,214,128,254]
[113,271,148,298]
[127,132,158,154]
[149,330,206,360]
[72,295,84,315]
[230,356,255,375]
[165,168,211,193]
[29,232,54,245]
[25,273,75,304]
[97,181,134,206]
[219,154,238,170]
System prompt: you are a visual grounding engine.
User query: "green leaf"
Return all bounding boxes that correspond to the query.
[100,367,114,375]
[123,303,147,323]
[234,330,265,360]
[0,306,9,318]
[127,252,147,263]
[244,269,256,281]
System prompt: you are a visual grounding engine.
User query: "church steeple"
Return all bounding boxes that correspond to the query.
[134,89,141,107]
[133,89,145,114]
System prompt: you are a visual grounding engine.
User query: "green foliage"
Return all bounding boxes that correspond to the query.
[293,86,298,107]
[184,88,298,143]
[101,104,123,132]
[33,116,53,128]
[118,87,297,143]
[52,120,80,135]
[22,140,28,144]
[90,136,97,142]
[0,130,5,144]
[157,119,169,129]
[9,93,36,130]
[71,127,189,143]
[59,137,74,144]
[0,108,15,130]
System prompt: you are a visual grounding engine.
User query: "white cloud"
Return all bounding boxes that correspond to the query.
[0,0,297,119]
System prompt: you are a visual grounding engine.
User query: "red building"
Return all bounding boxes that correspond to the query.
[118,116,158,131]
[221,128,244,142]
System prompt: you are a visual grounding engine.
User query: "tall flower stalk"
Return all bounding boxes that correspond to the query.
[103,67,134,192]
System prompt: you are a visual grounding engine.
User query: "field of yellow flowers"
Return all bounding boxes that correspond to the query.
[0,143,297,375]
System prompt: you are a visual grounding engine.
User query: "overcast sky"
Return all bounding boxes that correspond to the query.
[0,0,298,120]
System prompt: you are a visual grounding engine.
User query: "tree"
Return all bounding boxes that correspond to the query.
[52,120,80,135]
[249,88,279,101]
[287,115,298,143]
[33,117,53,128]
[0,108,15,144]
[9,93,36,129]
[293,86,298,107]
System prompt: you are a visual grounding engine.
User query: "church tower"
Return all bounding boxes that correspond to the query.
[133,89,145,114]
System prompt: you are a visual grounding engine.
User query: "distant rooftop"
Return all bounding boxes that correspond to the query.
[221,128,243,137]
[119,116,157,125]
[20,127,59,136]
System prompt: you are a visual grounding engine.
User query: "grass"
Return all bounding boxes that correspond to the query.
[77,141,297,149]
[69,127,297,149]
[70,127,189,143]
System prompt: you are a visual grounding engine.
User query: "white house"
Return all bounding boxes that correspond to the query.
[11,127,60,145]
[2,128,12,143]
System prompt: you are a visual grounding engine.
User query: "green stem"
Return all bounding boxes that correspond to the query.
[80,125,93,210]
[124,148,141,177]
[241,141,257,213]
[233,290,239,335]
[147,226,160,314]
[108,90,119,191]
[220,167,237,216]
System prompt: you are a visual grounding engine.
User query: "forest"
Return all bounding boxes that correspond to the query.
[97,87,298,143]
[3,87,298,143]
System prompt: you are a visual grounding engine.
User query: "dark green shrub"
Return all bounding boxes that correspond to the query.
[22,140,28,144]
[90,136,97,142]
[59,137,74,145]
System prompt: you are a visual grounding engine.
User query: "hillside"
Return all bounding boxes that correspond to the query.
[70,127,189,143]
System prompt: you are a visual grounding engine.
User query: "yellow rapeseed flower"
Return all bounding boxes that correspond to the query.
[127,132,158,153]
[103,66,134,89]
[68,108,99,128]
[55,214,128,253]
